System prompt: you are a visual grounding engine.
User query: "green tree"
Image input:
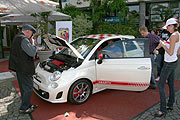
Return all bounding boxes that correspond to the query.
[84,0,128,31]
[58,0,138,37]
[57,4,93,39]
[31,12,51,34]
[96,22,138,37]
[72,13,93,39]
[31,12,52,49]
[57,5,82,19]
[84,0,138,36]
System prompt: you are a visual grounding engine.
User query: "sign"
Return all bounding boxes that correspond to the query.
[56,21,72,43]
[151,15,161,22]
[104,17,120,23]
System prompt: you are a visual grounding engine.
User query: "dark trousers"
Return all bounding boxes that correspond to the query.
[157,53,164,76]
[150,54,156,87]
[158,60,178,113]
[16,72,33,110]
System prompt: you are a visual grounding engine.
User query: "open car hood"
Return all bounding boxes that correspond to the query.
[43,34,84,59]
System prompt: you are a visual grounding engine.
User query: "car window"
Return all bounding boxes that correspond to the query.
[101,41,124,59]
[124,41,137,51]
[96,39,148,59]
[122,39,145,58]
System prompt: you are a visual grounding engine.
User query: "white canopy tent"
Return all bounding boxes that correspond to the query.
[0,0,70,58]
[0,11,71,25]
[0,0,58,15]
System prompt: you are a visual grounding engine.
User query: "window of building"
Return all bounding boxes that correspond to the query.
[128,5,139,12]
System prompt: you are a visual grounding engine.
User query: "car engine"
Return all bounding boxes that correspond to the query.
[39,53,83,73]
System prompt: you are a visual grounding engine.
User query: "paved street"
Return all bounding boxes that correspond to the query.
[0,78,32,120]
[132,89,180,120]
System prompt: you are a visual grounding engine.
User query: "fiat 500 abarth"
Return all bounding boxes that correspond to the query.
[33,34,151,104]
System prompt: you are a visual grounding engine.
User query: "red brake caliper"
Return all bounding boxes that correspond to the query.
[74,89,78,97]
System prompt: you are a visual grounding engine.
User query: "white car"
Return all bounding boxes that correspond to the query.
[33,34,151,104]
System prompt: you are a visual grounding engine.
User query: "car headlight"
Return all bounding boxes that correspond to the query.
[50,82,59,89]
[50,71,62,81]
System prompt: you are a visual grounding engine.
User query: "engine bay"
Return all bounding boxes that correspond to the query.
[39,53,83,73]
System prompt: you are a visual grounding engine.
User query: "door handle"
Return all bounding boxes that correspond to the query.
[137,66,150,70]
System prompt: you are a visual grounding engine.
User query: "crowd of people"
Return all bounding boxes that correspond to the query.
[139,18,180,118]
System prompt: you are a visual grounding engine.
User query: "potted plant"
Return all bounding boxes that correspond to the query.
[31,12,54,62]
[37,34,55,63]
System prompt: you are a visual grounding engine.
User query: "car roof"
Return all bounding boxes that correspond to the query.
[81,34,135,40]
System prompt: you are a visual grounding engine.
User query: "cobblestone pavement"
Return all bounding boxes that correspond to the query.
[132,89,180,120]
[0,80,32,120]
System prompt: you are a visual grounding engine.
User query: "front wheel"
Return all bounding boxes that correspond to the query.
[68,79,92,105]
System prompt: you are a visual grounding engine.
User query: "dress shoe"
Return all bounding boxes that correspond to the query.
[30,104,38,109]
[19,107,34,114]
[154,111,166,117]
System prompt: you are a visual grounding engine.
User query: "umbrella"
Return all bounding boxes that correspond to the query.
[0,0,58,15]
[0,11,71,23]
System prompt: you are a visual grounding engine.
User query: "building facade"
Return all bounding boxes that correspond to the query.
[127,0,180,28]
[60,0,180,28]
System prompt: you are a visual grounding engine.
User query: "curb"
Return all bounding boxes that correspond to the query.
[0,72,15,82]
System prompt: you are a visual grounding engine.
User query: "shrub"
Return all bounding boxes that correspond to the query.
[72,13,93,39]
[96,22,139,37]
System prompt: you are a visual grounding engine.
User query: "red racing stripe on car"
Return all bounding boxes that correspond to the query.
[93,80,149,87]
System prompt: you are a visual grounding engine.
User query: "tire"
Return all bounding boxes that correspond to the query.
[68,79,92,105]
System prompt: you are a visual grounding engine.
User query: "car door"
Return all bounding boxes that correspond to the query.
[95,38,151,91]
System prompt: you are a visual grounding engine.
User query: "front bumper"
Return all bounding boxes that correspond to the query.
[33,79,68,103]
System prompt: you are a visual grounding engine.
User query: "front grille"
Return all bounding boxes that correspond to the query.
[33,88,49,99]
[34,76,41,83]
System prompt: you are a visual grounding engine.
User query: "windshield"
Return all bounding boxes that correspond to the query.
[59,47,77,58]
[70,38,101,58]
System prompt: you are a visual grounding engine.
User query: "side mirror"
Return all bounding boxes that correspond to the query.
[97,53,103,64]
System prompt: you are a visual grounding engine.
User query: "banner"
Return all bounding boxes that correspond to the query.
[56,21,72,43]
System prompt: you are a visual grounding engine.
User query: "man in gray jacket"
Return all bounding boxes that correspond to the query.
[9,24,38,114]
